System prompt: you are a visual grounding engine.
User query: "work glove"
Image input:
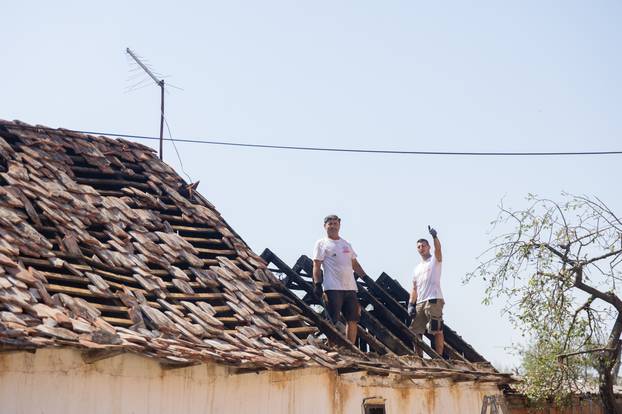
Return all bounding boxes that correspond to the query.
[313,282,324,300]
[428,225,438,239]
[407,302,417,318]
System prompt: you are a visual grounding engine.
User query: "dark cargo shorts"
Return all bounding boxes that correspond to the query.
[325,290,360,322]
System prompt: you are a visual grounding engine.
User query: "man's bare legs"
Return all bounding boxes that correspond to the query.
[434,330,444,356]
[346,320,357,343]
[414,332,444,357]
[414,334,423,357]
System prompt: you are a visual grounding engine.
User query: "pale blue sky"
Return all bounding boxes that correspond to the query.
[3,1,621,368]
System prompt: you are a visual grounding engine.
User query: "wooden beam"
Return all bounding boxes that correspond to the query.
[70,165,149,182]
[295,255,447,360]
[43,271,87,284]
[170,225,220,236]
[259,249,366,358]
[287,326,319,335]
[166,292,225,300]
[194,247,237,256]
[358,310,412,355]
[356,326,395,356]
[46,283,111,298]
[280,315,313,324]
[375,272,490,363]
[102,316,133,326]
[270,303,304,316]
[178,236,225,245]
[75,176,152,192]
[91,303,130,313]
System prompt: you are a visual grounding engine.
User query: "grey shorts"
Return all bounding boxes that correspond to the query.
[410,298,444,334]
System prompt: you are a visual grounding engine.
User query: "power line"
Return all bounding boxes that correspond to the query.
[6,124,622,156]
[162,115,193,183]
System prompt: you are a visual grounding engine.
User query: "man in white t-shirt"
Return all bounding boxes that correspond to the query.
[312,214,368,343]
[408,226,445,357]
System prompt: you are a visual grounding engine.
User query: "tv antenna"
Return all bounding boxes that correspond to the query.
[125,47,165,160]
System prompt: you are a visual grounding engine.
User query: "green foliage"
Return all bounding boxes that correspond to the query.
[517,330,599,404]
[466,193,622,403]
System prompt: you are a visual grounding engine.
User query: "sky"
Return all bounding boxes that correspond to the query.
[3,1,621,369]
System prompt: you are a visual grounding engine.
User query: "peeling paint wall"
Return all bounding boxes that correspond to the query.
[506,395,609,414]
[0,349,503,414]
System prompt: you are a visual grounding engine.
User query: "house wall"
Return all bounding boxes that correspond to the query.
[0,348,503,414]
[506,394,610,414]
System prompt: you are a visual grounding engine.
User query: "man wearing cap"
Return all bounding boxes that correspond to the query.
[312,215,368,343]
[408,226,445,357]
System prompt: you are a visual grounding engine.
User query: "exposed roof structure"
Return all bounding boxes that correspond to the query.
[0,119,512,382]
[262,251,489,363]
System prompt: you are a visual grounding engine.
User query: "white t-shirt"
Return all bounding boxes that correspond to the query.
[312,237,358,291]
[412,255,443,303]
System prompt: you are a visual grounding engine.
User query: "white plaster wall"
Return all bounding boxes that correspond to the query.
[0,348,503,414]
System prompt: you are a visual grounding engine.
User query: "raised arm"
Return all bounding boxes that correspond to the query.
[429,225,442,262]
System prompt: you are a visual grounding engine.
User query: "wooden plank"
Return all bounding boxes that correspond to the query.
[287,326,318,335]
[43,271,87,284]
[74,256,135,277]
[356,325,395,356]
[46,283,111,298]
[259,249,366,357]
[295,255,447,360]
[71,165,149,182]
[91,303,130,313]
[270,303,303,315]
[293,255,415,356]
[75,177,152,192]
[280,315,313,324]
[95,189,125,197]
[195,247,237,256]
[171,225,220,236]
[375,272,489,363]
[101,316,133,326]
[211,305,232,314]
[65,154,145,172]
[158,213,193,223]
[358,310,412,355]
[179,236,225,245]
[216,317,239,324]
[263,292,285,300]
[202,259,219,266]
[358,286,453,359]
[165,292,230,300]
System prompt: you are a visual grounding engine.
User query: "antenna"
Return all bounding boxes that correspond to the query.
[125,47,165,160]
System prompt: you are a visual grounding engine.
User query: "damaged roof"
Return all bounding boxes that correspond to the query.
[0,119,511,382]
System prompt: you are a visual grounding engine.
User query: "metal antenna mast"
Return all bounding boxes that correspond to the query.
[126,47,165,160]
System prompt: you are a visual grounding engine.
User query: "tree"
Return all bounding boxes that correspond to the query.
[466,194,622,412]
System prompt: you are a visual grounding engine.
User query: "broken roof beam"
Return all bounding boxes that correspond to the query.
[293,255,446,359]
[375,272,490,363]
[358,310,412,355]
[267,250,417,356]
[260,249,366,357]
